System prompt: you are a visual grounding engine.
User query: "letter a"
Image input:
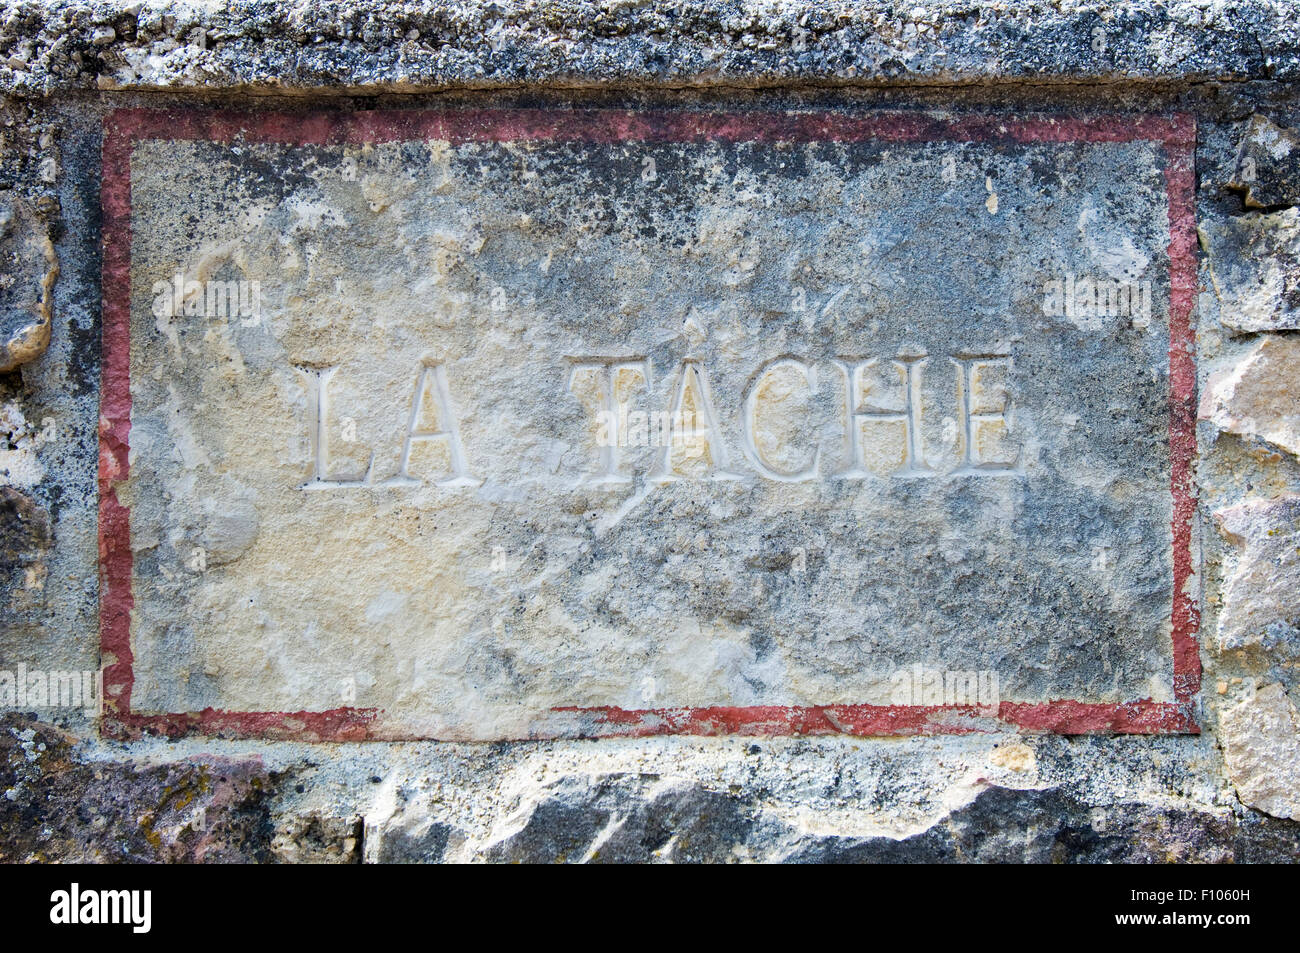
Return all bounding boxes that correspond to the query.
[383,362,481,487]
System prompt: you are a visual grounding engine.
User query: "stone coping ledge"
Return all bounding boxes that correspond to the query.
[1,0,1298,96]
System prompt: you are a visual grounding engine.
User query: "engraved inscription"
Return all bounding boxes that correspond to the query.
[112,111,1188,739]
[298,351,1023,490]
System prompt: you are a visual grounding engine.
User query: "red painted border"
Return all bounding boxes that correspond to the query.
[99,107,1200,741]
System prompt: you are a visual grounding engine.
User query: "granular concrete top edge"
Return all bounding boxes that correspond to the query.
[2,0,1299,96]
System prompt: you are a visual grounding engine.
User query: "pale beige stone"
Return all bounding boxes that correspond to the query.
[1219,683,1300,820]
[987,742,1035,773]
[1202,334,1300,457]
[1214,495,1300,650]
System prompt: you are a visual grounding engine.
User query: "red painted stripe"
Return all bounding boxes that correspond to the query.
[103,106,1195,150]
[105,707,380,742]
[99,112,135,727]
[99,107,1200,740]
[1162,116,1203,708]
[554,699,1196,738]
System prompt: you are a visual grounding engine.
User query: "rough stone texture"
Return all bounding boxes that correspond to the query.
[0,713,276,862]
[0,485,51,621]
[1219,683,1300,820]
[1200,205,1300,332]
[271,811,362,862]
[1214,495,1300,652]
[4,706,1298,861]
[2,0,1300,95]
[1203,335,1300,455]
[0,0,1299,862]
[1229,113,1300,208]
[784,786,1287,863]
[0,191,56,372]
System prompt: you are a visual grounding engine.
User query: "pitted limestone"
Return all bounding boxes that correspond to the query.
[112,110,1188,738]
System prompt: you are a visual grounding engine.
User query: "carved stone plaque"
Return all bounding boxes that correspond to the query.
[99,109,1199,740]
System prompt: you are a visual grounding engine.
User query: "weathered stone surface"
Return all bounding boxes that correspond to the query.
[0,485,51,618]
[363,768,1300,863]
[1219,683,1300,821]
[0,713,277,862]
[8,718,1300,863]
[1202,334,1300,455]
[0,390,52,489]
[109,109,1189,738]
[9,0,1300,866]
[0,192,56,372]
[480,774,754,863]
[1214,495,1300,652]
[1229,114,1300,209]
[270,811,362,862]
[788,786,1242,863]
[361,788,458,863]
[2,0,1299,95]
[1200,208,1300,333]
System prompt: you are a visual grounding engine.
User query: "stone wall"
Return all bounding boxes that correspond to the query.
[2,0,1299,862]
